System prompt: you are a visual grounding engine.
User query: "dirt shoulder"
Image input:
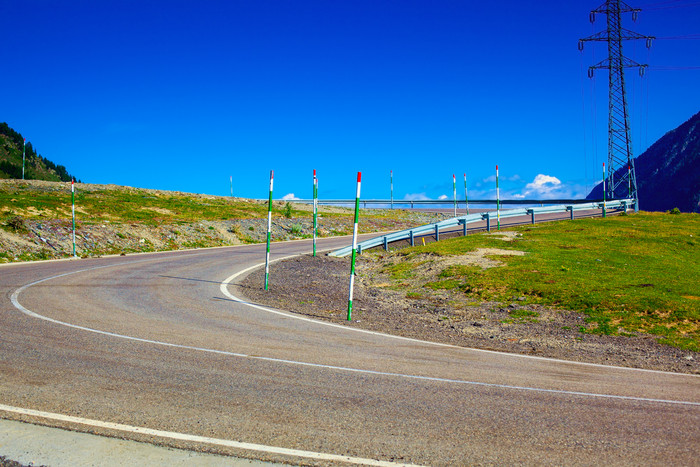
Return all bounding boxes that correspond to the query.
[237,254,699,375]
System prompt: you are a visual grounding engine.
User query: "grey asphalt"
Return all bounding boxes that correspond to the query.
[1,214,698,466]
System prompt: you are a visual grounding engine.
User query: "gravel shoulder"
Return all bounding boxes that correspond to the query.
[237,254,699,375]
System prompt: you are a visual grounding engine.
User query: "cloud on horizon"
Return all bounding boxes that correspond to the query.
[281,193,300,200]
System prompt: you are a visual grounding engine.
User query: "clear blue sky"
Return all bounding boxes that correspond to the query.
[2,0,698,201]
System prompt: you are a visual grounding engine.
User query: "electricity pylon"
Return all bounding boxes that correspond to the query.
[579,0,654,211]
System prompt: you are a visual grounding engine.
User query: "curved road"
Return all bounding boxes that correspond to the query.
[1,234,699,465]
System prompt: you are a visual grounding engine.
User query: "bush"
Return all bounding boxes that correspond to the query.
[669,207,681,215]
[6,216,26,232]
[283,202,293,218]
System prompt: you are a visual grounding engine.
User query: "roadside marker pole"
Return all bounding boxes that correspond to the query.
[496,165,500,230]
[347,172,361,322]
[71,179,77,258]
[602,163,606,218]
[264,170,274,290]
[313,170,318,257]
[464,173,469,215]
[390,170,393,209]
[230,175,233,197]
[22,138,26,180]
[452,174,457,217]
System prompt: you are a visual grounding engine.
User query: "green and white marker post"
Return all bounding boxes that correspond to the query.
[464,173,469,215]
[602,163,606,218]
[496,165,501,230]
[22,138,26,180]
[452,174,457,217]
[71,178,77,258]
[264,170,274,290]
[347,172,362,322]
[390,170,393,209]
[313,169,318,257]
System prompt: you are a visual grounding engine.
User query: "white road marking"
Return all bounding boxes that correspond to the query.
[0,403,417,467]
[8,254,700,406]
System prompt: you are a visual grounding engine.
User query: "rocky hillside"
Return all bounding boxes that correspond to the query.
[0,179,449,263]
[0,122,78,182]
[587,110,700,213]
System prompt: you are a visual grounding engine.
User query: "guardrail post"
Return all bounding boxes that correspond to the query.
[527,209,535,225]
[409,230,414,247]
[484,212,491,232]
[460,219,467,236]
[567,206,574,220]
[435,224,439,242]
[383,236,388,251]
[411,201,414,209]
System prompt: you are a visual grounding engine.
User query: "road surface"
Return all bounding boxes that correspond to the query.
[1,220,698,465]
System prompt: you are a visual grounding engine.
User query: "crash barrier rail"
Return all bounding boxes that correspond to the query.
[328,199,634,258]
[289,198,600,208]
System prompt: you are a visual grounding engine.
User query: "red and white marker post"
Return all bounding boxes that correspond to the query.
[347,172,362,321]
[496,165,500,230]
[264,170,274,290]
[464,173,469,215]
[452,174,457,217]
[71,179,77,258]
[313,169,318,257]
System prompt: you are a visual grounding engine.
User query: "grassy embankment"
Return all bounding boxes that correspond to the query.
[377,212,699,351]
[0,181,444,261]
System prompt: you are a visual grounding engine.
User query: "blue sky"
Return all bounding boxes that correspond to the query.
[2,1,699,202]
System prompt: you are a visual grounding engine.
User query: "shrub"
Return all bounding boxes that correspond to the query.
[283,202,293,219]
[669,207,681,215]
[6,216,26,232]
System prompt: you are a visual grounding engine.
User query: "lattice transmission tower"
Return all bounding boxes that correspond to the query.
[579,0,654,211]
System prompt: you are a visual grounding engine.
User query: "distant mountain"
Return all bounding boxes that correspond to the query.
[587,110,700,213]
[0,122,78,182]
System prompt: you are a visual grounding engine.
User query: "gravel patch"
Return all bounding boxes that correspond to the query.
[237,254,700,375]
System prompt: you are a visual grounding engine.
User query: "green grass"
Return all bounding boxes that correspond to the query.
[389,212,700,351]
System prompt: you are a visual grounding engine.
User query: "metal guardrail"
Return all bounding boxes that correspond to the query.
[329,199,634,257]
[288,198,602,208]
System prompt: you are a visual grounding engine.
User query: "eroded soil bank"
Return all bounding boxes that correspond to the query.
[237,254,699,375]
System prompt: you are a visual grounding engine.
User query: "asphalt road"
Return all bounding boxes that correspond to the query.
[1,216,699,466]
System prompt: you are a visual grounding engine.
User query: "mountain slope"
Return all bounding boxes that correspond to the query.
[0,122,77,182]
[587,110,700,213]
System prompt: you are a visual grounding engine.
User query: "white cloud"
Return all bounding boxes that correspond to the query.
[282,193,300,200]
[438,194,449,200]
[403,192,431,201]
[517,174,593,200]
[482,175,496,183]
[521,174,563,199]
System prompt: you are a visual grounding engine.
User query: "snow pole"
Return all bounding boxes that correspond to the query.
[452,174,457,217]
[464,173,469,215]
[602,163,606,218]
[390,170,393,209]
[496,165,500,230]
[22,138,26,180]
[71,179,77,258]
[313,169,318,257]
[264,170,274,290]
[347,172,361,322]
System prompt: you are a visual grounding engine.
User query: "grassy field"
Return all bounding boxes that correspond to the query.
[378,212,699,351]
[0,180,450,262]
[0,180,432,225]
